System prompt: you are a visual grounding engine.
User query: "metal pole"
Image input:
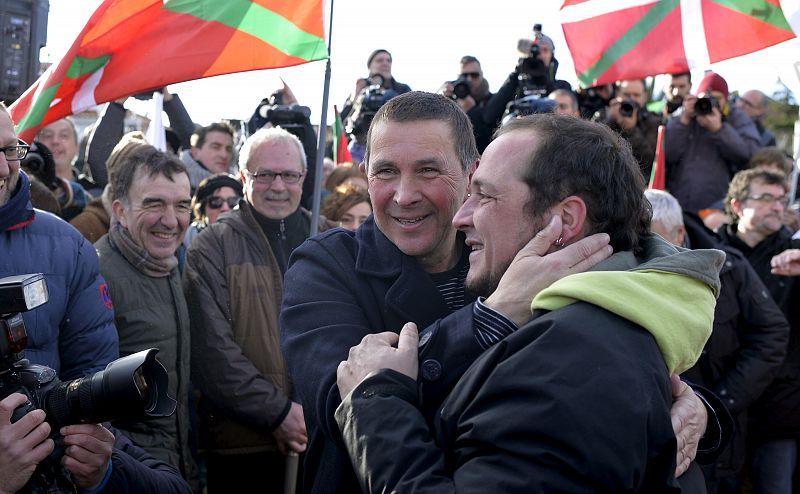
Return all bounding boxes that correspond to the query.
[310,0,336,236]
[283,451,299,494]
[790,109,800,204]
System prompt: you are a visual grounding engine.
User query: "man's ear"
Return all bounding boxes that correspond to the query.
[112,199,128,229]
[468,159,479,182]
[675,224,687,247]
[190,147,199,160]
[555,195,587,245]
[729,198,744,218]
[359,161,367,174]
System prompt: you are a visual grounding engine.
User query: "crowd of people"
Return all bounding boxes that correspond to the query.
[1,26,800,494]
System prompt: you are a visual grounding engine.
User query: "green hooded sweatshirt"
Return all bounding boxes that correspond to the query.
[532,234,724,374]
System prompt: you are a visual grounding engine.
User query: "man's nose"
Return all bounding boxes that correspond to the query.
[160,206,179,228]
[0,153,9,178]
[269,175,288,191]
[393,175,421,206]
[453,194,477,231]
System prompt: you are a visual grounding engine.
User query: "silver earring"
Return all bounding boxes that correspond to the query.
[554,236,564,249]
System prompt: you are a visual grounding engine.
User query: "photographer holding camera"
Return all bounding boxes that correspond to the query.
[440,56,494,152]
[0,396,190,494]
[341,49,411,163]
[665,72,761,214]
[484,24,572,126]
[602,79,661,180]
[0,103,193,493]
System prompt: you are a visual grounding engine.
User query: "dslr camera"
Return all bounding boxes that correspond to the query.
[619,100,638,118]
[449,75,471,100]
[255,91,312,143]
[346,74,397,138]
[0,274,176,492]
[503,23,556,123]
[694,94,720,116]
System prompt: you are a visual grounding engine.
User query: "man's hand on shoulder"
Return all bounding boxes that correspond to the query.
[484,215,612,327]
[670,375,707,477]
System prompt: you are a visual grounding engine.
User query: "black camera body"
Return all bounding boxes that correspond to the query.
[619,99,637,118]
[346,77,397,139]
[256,90,312,144]
[450,75,471,100]
[695,95,720,116]
[0,274,176,492]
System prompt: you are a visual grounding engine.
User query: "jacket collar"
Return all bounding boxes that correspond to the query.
[352,217,470,328]
[354,216,404,278]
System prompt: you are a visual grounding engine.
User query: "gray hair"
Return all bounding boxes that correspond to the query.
[645,189,684,237]
[238,127,306,172]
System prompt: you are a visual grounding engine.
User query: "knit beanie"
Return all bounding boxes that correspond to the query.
[367,49,391,68]
[696,72,729,100]
[536,33,555,51]
[193,173,243,207]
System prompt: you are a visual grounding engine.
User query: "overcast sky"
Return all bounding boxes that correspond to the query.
[42,0,800,126]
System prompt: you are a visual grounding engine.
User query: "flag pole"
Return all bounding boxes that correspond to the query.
[310,0,336,236]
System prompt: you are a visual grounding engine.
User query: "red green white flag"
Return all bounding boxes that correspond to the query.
[333,105,352,164]
[648,124,667,190]
[561,0,797,88]
[10,0,328,143]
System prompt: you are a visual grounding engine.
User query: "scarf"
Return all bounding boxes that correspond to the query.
[107,222,177,277]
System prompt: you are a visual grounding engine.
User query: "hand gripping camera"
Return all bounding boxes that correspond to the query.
[694,93,720,116]
[0,274,176,492]
[346,74,398,140]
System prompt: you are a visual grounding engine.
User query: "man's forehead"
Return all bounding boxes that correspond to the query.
[40,119,74,136]
[369,120,459,163]
[249,141,302,170]
[0,110,17,144]
[205,131,232,144]
[748,179,783,193]
[621,80,644,92]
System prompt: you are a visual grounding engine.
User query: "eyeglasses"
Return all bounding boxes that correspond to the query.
[1,140,30,161]
[206,196,241,210]
[737,97,757,109]
[460,72,481,79]
[244,169,304,185]
[746,193,790,207]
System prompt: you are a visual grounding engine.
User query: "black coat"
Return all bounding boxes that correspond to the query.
[682,214,789,473]
[281,218,481,494]
[336,302,703,493]
[717,225,800,439]
[102,426,193,494]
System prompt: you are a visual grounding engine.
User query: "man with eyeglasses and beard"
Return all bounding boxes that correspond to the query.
[717,168,800,493]
[183,127,335,493]
[441,56,496,153]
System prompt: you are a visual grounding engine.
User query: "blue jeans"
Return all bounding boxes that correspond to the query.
[751,439,799,494]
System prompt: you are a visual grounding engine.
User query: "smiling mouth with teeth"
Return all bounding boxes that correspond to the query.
[152,232,175,239]
[396,216,425,225]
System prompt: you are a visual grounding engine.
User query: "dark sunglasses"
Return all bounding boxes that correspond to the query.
[206,196,241,210]
[460,72,481,79]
